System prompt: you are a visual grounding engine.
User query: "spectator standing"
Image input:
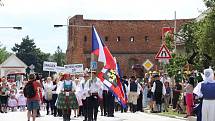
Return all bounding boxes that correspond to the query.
[25,74,42,121]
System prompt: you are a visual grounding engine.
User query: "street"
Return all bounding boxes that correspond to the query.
[0,111,186,121]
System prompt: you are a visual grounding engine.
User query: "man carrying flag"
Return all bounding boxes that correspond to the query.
[91,26,127,112]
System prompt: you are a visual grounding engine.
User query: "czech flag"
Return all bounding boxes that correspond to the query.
[92,26,127,108]
[97,67,127,109]
[92,26,116,70]
[116,62,128,106]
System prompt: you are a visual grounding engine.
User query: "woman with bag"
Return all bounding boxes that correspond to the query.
[44,77,54,115]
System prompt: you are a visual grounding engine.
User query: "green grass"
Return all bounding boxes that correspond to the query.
[159,110,186,118]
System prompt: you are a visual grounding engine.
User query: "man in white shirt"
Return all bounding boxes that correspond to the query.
[128,76,142,113]
[81,73,90,121]
[84,72,102,121]
[151,74,166,113]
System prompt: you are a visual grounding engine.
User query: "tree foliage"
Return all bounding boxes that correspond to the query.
[166,1,215,73]
[204,0,215,7]
[166,53,187,78]
[195,8,215,67]
[52,46,65,66]
[0,45,10,63]
[12,36,50,73]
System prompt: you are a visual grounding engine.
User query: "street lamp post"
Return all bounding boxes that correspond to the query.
[54,24,91,28]
[0,26,22,30]
[54,24,93,78]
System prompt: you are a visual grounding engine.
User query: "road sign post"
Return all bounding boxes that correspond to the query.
[155,44,172,72]
[143,59,153,71]
[155,44,172,60]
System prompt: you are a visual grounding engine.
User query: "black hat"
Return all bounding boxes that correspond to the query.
[153,74,159,78]
[130,76,136,79]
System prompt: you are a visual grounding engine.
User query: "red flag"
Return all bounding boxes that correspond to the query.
[162,27,174,40]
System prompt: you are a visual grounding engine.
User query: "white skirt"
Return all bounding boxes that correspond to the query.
[202,99,215,121]
[8,98,18,107]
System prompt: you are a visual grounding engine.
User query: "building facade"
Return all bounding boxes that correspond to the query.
[66,15,191,76]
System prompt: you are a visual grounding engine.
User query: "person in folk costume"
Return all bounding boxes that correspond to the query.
[56,73,78,121]
[98,82,104,116]
[193,68,215,121]
[17,89,27,111]
[107,84,115,117]
[80,72,90,121]
[51,78,58,117]
[151,74,166,113]
[136,78,144,112]
[142,73,149,109]
[84,71,102,121]
[74,74,83,117]
[73,77,81,118]
[8,88,18,111]
[128,76,142,113]
[56,73,65,117]
[101,82,108,116]
[184,76,194,118]
[10,83,18,94]
[1,77,10,113]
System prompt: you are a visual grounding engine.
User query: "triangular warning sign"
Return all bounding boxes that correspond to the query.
[155,44,172,59]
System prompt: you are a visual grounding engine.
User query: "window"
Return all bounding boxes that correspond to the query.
[84,36,87,42]
[145,36,149,42]
[117,36,121,42]
[105,36,108,41]
[130,36,134,42]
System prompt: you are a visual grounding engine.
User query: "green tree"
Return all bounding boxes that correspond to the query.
[0,45,10,63]
[12,35,50,73]
[195,7,215,67]
[164,33,175,52]
[204,0,215,7]
[52,46,65,66]
[166,53,187,79]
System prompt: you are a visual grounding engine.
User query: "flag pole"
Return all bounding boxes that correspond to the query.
[91,53,94,80]
[174,11,177,53]
[91,25,94,80]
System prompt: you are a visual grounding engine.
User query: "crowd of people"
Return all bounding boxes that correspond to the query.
[0,68,215,121]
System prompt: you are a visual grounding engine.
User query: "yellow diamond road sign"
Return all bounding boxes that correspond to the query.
[143,59,153,71]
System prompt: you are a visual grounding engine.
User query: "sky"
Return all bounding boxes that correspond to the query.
[0,0,206,54]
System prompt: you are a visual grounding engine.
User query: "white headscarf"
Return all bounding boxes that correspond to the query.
[202,68,214,83]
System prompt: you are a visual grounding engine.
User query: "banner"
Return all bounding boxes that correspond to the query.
[64,64,84,74]
[55,66,65,73]
[43,61,57,72]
